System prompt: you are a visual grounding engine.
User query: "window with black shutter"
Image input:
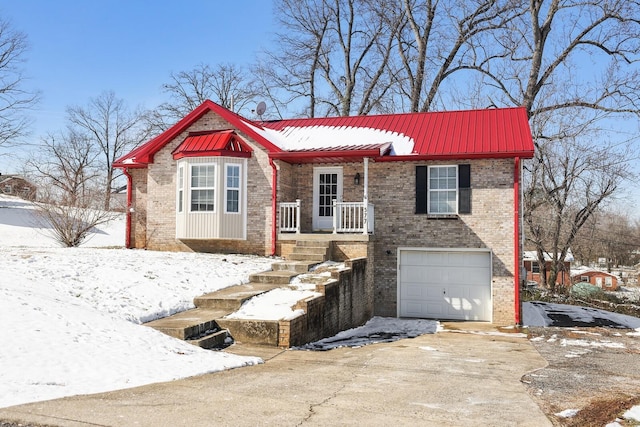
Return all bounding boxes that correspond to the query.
[415,164,471,215]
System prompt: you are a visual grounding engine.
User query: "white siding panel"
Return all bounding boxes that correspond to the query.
[176,157,247,240]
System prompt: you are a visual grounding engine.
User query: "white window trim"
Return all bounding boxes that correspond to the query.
[177,166,184,213]
[427,165,458,215]
[190,164,216,213]
[224,163,241,214]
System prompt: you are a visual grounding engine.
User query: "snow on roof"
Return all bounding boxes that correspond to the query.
[270,125,414,155]
[524,250,574,262]
[570,268,618,278]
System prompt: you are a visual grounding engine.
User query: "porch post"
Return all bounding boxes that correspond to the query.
[295,199,301,234]
[332,199,338,234]
[363,157,369,235]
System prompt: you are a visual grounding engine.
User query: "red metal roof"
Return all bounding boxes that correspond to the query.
[172,130,252,159]
[261,107,534,160]
[114,100,534,168]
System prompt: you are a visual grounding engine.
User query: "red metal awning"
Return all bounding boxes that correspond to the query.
[172,130,253,159]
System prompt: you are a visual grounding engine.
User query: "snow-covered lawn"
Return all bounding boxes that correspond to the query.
[0,195,276,408]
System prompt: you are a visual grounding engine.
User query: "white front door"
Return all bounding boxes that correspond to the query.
[313,167,343,231]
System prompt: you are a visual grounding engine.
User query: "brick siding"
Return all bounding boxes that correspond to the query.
[126,112,520,325]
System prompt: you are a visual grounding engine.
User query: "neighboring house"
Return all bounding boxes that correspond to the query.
[523,250,574,287]
[114,100,534,325]
[0,174,36,200]
[572,268,619,291]
[110,185,127,212]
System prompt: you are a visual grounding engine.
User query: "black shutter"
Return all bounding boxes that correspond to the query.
[416,166,427,214]
[458,164,471,214]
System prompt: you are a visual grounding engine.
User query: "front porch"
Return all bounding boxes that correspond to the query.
[278,200,374,236]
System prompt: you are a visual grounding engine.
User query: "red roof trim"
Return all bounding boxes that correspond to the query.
[375,151,534,162]
[271,142,391,163]
[173,150,252,160]
[114,100,281,168]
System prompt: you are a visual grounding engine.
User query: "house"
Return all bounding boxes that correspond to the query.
[114,100,534,325]
[572,268,619,291]
[0,174,36,200]
[523,250,574,286]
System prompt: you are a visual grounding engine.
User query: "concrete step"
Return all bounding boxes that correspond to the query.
[194,282,284,310]
[216,318,280,347]
[287,253,327,262]
[271,260,318,273]
[291,246,329,256]
[145,308,229,340]
[187,329,230,350]
[249,270,299,285]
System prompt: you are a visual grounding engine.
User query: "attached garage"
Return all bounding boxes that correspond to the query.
[398,248,492,321]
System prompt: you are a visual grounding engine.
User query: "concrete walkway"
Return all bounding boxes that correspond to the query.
[0,325,552,427]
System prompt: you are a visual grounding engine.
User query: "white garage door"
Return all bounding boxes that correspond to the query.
[398,249,492,321]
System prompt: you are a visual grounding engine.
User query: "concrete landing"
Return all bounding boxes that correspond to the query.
[194,282,284,311]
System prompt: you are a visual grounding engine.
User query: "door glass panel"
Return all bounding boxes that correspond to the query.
[318,173,337,217]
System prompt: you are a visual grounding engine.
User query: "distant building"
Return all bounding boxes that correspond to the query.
[571,268,619,291]
[524,250,574,286]
[0,174,36,200]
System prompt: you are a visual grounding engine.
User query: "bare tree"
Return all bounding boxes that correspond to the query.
[66,91,150,210]
[265,0,402,117]
[25,130,100,206]
[0,17,39,150]
[151,63,259,130]
[33,195,118,247]
[572,207,640,272]
[459,0,640,290]
[523,124,633,290]
[394,0,522,112]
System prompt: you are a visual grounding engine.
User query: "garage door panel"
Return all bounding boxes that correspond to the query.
[399,250,491,321]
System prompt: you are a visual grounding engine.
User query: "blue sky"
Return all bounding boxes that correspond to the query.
[0,0,275,172]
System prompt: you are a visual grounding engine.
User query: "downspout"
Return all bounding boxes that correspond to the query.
[123,168,133,249]
[514,157,521,325]
[269,158,278,256]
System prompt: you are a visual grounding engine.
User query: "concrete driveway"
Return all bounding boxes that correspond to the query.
[0,324,551,427]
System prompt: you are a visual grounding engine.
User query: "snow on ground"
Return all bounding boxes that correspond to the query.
[0,195,439,409]
[3,194,640,410]
[0,195,276,408]
[225,287,321,321]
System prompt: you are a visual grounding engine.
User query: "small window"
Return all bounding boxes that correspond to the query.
[190,164,215,212]
[177,166,184,213]
[4,185,11,194]
[580,276,589,282]
[225,164,241,213]
[605,276,613,287]
[532,262,540,274]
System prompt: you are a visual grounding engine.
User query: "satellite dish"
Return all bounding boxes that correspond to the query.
[256,101,266,118]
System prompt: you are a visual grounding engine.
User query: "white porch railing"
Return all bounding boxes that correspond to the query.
[278,200,374,234]
[333,201,374,234]
[279,199,301,233]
